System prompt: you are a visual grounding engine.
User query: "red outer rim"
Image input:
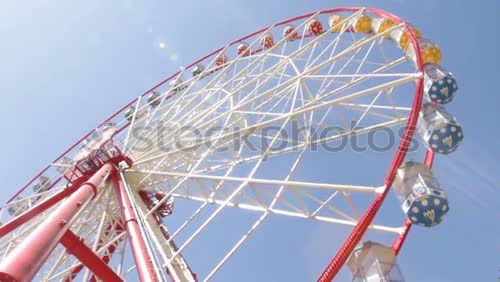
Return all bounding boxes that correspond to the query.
[5,6,431,280]
[315,7,427,281]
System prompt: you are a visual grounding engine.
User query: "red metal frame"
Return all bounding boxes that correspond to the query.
[0,137,160,281]
[315,7,426,281]
[111,170,159,282]
[64,145,132,183]
[139,190,173,218]
[88,239,122,282]
[0,145,132,238]
[65,222,125,282]
[60,230,122,282]
[0,163,114,281]
[0,184,81,239]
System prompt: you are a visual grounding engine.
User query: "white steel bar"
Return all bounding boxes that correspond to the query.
[204,137,311,280]
[135,75,415,165]
[306,73,420,78]
[128,170,377,194]
[123,96,143,150]
[171,193,403,234]
[165,116,293,265]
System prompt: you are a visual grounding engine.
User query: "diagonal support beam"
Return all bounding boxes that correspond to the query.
[60,230,122,282]
[0,163,114,282]
[65,222,125,282]
[0,185,79,239]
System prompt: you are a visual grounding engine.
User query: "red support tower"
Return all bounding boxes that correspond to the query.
[0,163,114,281]
[111,170,159,282]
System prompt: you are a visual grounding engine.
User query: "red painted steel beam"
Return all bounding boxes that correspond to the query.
[88,237,122,282]
[392,219,412,256]
[0,163,114,282]
[89,222,125,282]
[66,238,122,282]
[60,230,122,282]
[65,222,125,282]
[0,184,80,239]
[111,171,159,282]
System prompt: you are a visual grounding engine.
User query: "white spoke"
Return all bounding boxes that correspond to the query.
[128,170,378,193]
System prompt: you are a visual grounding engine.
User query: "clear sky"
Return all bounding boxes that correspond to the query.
[0,0,499,281]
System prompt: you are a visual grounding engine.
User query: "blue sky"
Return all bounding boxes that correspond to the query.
[0,0,499,281]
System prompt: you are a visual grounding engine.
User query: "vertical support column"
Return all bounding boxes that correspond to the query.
[0,163,114,282]
[111,170,159,282]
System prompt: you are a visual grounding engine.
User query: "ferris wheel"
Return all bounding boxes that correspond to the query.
[0,7,463,282]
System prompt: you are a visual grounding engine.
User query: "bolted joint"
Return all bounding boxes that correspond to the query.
[81,182,98,199]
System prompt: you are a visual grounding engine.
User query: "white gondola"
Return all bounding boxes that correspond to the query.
[7,197,29,216]
[56,157,74,173]
[423,64,458,104]
[124,107,135,122]
[191,64,205,77]
[393,161,449,227]
[169,77,187,93]
[102,121,117,131]
[147,91,161,108]
[33,176,51,193]
[418,103,464,154]
[348,241,405,282]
